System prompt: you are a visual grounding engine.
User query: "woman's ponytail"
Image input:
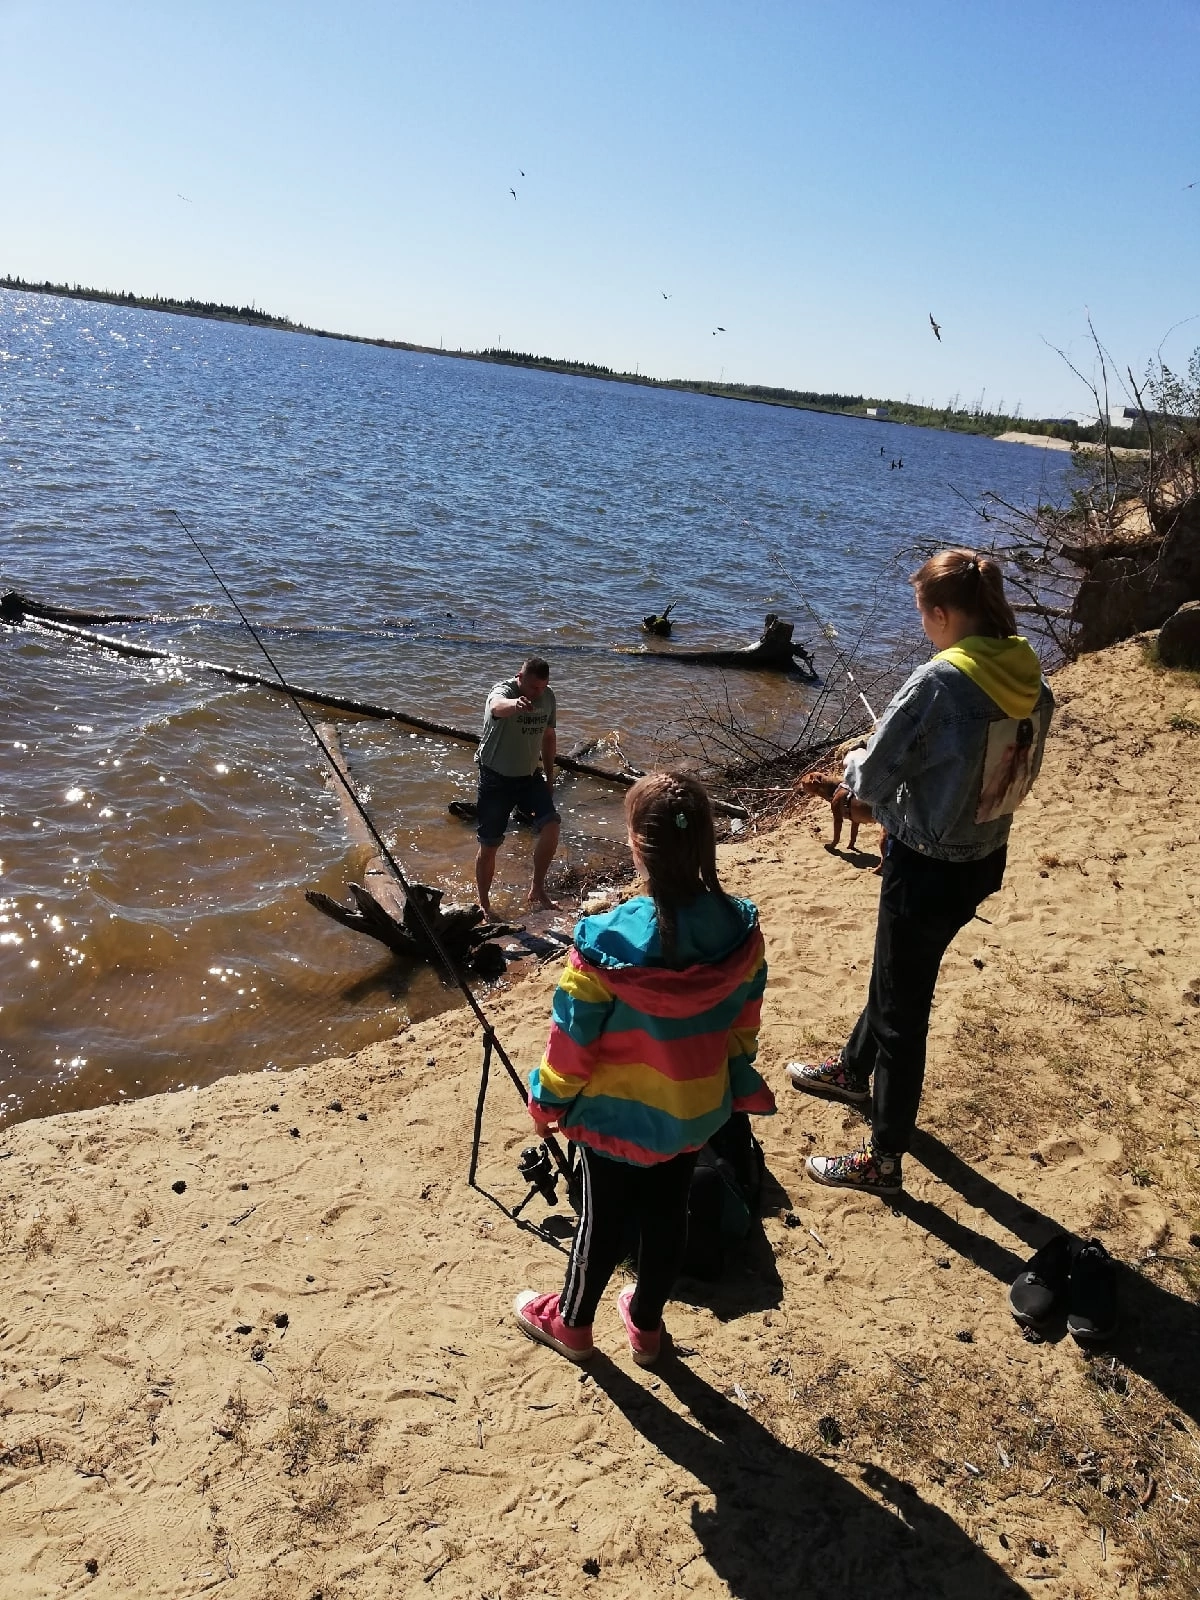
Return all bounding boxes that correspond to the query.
[911,548,1017,638]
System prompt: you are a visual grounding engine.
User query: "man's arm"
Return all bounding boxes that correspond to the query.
[541,726,556,788]
[487,691,528,719]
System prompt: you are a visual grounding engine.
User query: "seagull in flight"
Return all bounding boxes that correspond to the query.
[509,188,517,199]
[177,193,192,203]
[661,291,671,299]
[520,169,526,177]
[929,313,942,341]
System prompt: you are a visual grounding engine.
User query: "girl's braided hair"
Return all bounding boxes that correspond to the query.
[911,547,1017,639]
[624,772,727,965]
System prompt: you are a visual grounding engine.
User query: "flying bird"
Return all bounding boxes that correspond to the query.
[661,291,671,299]
[1185,180,1197,189]
[929,313,942,341]
[509,188,517,199]
[717,325,726,331]
[520,169,526,177]
[177,193,192,203]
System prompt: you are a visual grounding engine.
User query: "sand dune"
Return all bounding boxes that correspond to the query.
[1,635,1198,1598]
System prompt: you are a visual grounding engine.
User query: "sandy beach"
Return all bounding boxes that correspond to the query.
[995,432,1076,450]
[2,635,1198,1599]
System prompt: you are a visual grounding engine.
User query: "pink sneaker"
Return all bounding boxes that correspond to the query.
[618,1286,663,1367]
[513,1290,594,1362]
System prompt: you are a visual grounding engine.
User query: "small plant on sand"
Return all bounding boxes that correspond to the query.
[21,1217,54,1259]
[274,1376,377,1479]
[218,1386,252,1456]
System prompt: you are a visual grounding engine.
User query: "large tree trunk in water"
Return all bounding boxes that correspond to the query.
[305,723,512,978]
[1071,491,1200,653]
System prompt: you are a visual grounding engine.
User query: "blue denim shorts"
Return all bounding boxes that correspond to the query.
[476,765,559,846]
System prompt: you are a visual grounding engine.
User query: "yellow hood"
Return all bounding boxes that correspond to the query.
[934,635,1043,718]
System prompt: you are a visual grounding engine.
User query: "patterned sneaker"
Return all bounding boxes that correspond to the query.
[785,1055,869,1106]
[513,1290,595,1362]
[806,1143,902,1196]
[618,1286,663,1368]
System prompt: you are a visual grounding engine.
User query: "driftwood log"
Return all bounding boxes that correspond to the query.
[0,590,150,625]
[305,724,511,978]
[638,613,815,675]
[2,592,750,816]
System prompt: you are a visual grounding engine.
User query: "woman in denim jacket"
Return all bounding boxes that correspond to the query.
[787,549,1054,1195]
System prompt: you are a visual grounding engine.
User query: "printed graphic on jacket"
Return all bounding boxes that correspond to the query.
[976,704,1048,824]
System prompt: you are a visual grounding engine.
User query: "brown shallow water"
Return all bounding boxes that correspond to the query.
[0,619,805,1128]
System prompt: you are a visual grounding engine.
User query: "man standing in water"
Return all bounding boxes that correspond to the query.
[475,657,560,915]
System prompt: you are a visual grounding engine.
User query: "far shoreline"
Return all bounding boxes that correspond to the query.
[1,273,1099,448]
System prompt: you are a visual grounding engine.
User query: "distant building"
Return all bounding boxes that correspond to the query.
[1078,412,1136,430]
[866,406,888,419]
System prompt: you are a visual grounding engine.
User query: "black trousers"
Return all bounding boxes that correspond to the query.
[842,837,1006,1156]
[559,1146,698,1331]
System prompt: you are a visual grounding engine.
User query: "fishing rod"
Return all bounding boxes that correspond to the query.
[767,549,877,723]
[164,509,572,1192]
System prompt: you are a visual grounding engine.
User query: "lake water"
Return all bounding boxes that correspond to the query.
[0,287,1070,1127]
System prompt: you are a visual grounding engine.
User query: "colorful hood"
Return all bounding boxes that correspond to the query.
[572,895,761,1018]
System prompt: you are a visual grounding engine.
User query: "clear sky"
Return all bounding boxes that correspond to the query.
[3,0,1198,417]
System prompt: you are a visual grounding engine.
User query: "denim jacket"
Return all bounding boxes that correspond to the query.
[843,657,1054,863]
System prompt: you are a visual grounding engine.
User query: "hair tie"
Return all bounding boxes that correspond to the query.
[674,811,688,829]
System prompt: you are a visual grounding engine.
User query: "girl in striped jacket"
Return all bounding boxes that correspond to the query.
[514,773,774,1367]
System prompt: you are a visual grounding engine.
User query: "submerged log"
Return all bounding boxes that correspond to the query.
[637,613,816,675]
[4,593,750,816]
[305,724,511,978]
[1,589,150,625]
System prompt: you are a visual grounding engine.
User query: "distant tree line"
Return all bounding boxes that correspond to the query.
[2,275,1129,444]
[0,274,298,330]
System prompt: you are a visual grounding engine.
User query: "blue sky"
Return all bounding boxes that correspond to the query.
[3,0,1198,416]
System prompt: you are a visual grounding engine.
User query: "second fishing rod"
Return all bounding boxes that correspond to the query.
[167,509,575,1208]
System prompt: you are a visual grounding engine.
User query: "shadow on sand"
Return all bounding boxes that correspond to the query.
[589,1351,1027,1598]
[903,1129,1200,1425]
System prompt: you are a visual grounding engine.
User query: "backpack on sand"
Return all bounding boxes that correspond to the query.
[682,1112,766,1281]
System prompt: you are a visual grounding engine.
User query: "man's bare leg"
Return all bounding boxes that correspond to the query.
[475,842,500,917]
[528,820,561,909]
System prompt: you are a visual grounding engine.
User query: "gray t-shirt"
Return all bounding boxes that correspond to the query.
[476,679,557,777]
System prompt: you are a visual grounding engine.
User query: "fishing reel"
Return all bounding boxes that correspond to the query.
[512,1143,561,1218]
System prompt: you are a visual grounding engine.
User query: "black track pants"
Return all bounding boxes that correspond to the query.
[559,1146,698,1331]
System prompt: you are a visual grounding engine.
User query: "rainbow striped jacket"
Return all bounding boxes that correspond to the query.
[529,893,774,1166]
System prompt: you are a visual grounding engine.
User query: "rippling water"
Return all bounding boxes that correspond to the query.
[0,288,1069,1126]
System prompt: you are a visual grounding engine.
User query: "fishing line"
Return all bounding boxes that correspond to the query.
[766,549,877,722]
[165,508,570,1181]
[702,486,877,723]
